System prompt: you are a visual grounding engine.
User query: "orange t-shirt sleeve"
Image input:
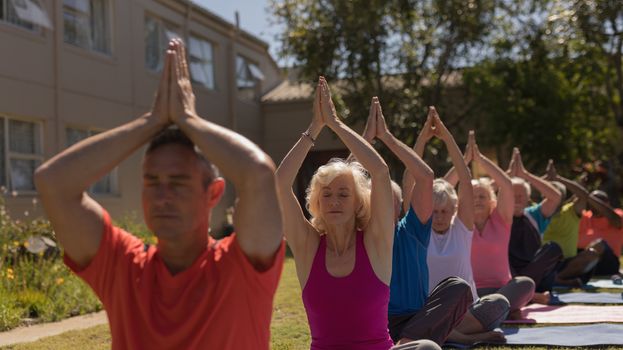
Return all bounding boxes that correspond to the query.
[63,210,143,305]
[220,235,285,296]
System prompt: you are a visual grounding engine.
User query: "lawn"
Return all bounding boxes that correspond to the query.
[4,257,623,349]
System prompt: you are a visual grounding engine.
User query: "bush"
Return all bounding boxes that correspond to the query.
[0,196,102,330]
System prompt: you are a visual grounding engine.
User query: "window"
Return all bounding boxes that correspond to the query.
[188,35,215,89]
[66,127,117,195]
[145,15,180,71]
[63,0,111,54]
[0,117,43,193]
[0,0,48,31]
[236,55,264,100]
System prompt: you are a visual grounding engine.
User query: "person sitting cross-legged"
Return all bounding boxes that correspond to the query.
[446,132,535,320]
[417,115,510,345]
[506,148,563,304]
[276,78,440,350]
[543,161,623,286]
[362,104,474,348]
[34,39,284,349]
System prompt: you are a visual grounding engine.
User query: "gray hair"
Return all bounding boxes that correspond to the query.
[511,177,531,197]
[433,178,458,209]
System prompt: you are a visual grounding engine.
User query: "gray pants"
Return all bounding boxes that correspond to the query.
[477,276,535,312]
[469,293,510,330]
[389,277,473,346]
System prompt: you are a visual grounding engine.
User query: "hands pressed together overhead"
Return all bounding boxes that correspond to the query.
[507,147,529,178]
[362,97,392,143]
[151,38,197,126]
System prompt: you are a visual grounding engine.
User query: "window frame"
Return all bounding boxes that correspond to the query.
[144,13,181,72]
[0,0,43,33]
[188,34,216,90]
[236,54,263,101]
[0,115,44,195]
[62,0,113,55]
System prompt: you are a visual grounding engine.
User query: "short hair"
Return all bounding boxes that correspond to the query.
[305,158,371,234]
[511,177,531,197]
[433,178,458,210]
[145,128,219,188]
[471,177,496,201]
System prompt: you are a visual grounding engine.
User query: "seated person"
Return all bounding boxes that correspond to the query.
[446,132,535,319]
[34,40,284,349]
[507,149,563,302]
[369,106,473,347]
[419,114,510,345]
[544,161,622,285]
[276,80,439,350]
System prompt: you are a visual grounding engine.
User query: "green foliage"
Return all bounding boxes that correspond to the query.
[272,0,623,200]
[0,197,101,331]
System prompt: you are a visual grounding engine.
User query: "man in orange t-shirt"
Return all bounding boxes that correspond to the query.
[577,190,623,275]
[35,39,284,349]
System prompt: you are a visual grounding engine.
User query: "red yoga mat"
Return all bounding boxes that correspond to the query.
[504,304,623,324]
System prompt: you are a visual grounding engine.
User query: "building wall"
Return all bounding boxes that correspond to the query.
[0,0,282,233]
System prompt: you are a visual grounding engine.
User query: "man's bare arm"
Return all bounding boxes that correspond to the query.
[35,47,173,268]
[168,40,282,269]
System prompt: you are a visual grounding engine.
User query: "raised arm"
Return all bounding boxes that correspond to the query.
[444,130,474,187]
[546,160,622,229]
[34,45,173,268]
[472,136,514,225]
[432,111,474,230]
[513,148,561,217]
[319,77,394,257]
[168,40,282,268]
[403,110,435,213]
[376,101,434,223]
[275,82,324,260]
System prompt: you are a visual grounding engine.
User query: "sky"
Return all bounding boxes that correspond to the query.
[193,0,283,62]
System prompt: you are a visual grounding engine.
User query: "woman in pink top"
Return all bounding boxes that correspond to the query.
[457,132,535,317]
[276,77,438,350]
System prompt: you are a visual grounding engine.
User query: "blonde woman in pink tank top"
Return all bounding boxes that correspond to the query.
[447,132,535,318]
[275,77,439,350]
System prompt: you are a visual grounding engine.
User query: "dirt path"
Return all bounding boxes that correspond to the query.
[0,311,108,347]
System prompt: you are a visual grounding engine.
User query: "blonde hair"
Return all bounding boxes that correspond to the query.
[471,177,497,201]
[305,158,371,234]
[433,178,458,210]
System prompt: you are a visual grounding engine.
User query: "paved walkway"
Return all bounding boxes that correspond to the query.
[0,311,108,347]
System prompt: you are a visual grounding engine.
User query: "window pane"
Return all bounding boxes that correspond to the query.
[9,120,39,154]
[0,120,5,187]
[236,55,255,89]
[5,0,36,30]
[63,10,91,48]
[188,36,202,58]
[10,158,39,191]
[189,36,214,89]
[63,0,110,54]
[90,0,110,54]
[144,16,179,72]
[145,16,161,71]
[91,173,111,194]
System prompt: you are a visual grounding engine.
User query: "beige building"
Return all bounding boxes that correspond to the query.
[0,0,333,235]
